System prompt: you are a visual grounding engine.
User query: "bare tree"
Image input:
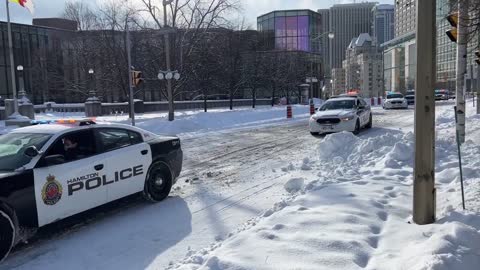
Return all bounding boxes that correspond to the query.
[63,0,97,31]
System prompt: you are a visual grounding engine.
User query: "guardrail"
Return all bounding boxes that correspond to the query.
[0,99,273,120]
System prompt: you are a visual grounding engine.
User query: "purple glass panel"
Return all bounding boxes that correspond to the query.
[286,37,297,51]
[298,36,309,51]
[275,37,287,50]
[298,16,309,36]
[286,17,297,36]
[275,17,286,37]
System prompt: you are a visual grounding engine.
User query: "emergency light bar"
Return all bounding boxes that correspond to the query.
[31,118,96,126]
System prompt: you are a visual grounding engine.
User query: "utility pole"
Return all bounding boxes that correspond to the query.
[413,0,436,225]
[6,0,18,117]
[163,0,174,121]
[455,0,469,143]
[126,22,135,126]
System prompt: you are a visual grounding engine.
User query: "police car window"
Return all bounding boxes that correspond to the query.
[45,130,96,163]
[97,129,137,152]
[360,99,367,106]
[0,133,51,171]
[129,131,143,144]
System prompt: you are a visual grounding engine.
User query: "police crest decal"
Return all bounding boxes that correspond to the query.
[42,175,63,205]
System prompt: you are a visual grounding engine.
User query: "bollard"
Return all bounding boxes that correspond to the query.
[310,104,315,115]
[371,97,375,106]
[378,97,382,105]
[287,105,293,119]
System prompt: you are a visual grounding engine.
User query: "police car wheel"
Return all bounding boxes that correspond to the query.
[353,120,361,135]
[366,114,372,129]
[143,163,173,203]
[0,209,15,262]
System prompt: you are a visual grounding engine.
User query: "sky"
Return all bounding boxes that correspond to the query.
[0,0,395,28]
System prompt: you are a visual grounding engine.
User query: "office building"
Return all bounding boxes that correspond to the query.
[372,4,395,45]
[332,68,346,95]
[394,0,416,37]
[328,2,376,69]
[343,33,383,97]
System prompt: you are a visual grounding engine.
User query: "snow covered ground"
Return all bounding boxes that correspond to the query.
[1,101,480,270]
[167,101,480,270]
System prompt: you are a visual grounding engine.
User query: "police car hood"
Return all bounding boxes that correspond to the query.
[0,170,23,180]
[314,109,355,118]
[386,98,405,102]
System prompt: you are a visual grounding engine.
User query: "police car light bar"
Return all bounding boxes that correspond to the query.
[31,118,97,126]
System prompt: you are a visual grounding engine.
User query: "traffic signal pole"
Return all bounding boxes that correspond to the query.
[126,22,135,126]
[455,0,469,143]
[413,0,436,225]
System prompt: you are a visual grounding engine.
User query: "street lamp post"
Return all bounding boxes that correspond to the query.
[16,65,26,102]
[309,32,335,101]
[158,70,181,104]
[88,68,97,99]
[163,0,175,121]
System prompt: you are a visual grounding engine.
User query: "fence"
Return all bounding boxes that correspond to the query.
[1,99,272,120]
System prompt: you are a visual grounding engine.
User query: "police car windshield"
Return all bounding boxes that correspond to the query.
[319,100,356,111]
[0,133,51,171]
[387,94,404,99]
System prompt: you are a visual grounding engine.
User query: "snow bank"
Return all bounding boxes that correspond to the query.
[171,102,480,270]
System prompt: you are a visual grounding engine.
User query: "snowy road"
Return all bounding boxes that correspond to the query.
[2,106,422,270]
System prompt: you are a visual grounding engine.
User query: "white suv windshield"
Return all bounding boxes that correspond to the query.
[0,133,52,171]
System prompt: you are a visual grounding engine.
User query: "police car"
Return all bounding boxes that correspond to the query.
[0,119,183,261]
[309,96,372,135]
[383,92,409,109]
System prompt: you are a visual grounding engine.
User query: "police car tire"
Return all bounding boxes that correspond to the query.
[353,120,361,135]
[0,209,15,263]
[143,162,173,203]
[366,114,372,129]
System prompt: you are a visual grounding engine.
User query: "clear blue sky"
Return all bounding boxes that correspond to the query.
[1,0,395,27]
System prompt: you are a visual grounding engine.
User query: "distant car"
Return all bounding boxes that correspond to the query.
[449,91,456,100]
[0,119,183,261]
[405,90,415,105]
[383,93,409,109]
[435,89,450,101]
[309,96,372,136]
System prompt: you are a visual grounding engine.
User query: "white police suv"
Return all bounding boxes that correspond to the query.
[309,96,372,135]
[0,119,183,261]
[383,92,409,109]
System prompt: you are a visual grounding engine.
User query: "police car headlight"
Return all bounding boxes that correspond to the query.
[340,116,354,122]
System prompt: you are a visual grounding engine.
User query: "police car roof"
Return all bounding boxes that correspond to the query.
[10,122,140,135]
[328,96,357,101]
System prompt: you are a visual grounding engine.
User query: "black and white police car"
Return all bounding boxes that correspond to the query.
[309,96,372,135]
[0,119,183,261]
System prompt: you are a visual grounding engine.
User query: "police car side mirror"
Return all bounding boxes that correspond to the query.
[44,154,66,166]
[24,146,40,158]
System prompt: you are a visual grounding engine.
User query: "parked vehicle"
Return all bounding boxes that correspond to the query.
[405,90,415,105]
[435,89,450,101]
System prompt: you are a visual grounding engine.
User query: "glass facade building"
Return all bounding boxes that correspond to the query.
[257,10,322,53]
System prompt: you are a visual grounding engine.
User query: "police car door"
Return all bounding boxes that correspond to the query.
[358,99,369,126]
[94,128,152,202]
[33,129,107,227]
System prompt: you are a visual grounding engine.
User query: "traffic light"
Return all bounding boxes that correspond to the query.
[475,50,480,65]
[446,12,458,43]
[131,71,143,87]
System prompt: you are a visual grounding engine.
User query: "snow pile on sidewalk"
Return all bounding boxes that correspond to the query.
[169,111,480,269]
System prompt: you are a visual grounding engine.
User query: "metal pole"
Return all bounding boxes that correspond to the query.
[164,0,174,121]
[126,22,135,126]
[454,106,466,210]
[477,65,480,114]
[6,0,18,117]
[413,0,436,225]
[455,0,469,144]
